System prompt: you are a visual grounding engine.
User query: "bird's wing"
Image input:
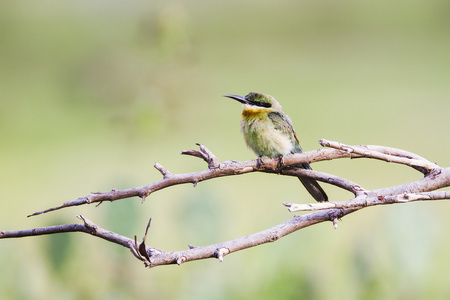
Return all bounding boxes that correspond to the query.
[268,111,303,153]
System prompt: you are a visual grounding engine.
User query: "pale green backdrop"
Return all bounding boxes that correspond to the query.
[1,1,449,299]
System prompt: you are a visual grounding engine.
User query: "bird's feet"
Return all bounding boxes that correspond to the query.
[276,156,285,173]
[277,156,285,169]
[256,156,285,172]
[256,156,264,169]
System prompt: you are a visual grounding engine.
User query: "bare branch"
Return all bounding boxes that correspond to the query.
[320,139,439,173]
[365,145,433,163]
[181,143,220,169]
[0,215,134,249]
[279,168,366,196]
[3,140,448,269]
[154,163,173,179]
[143,208,355,267]
[1,210,352,268]
[28,145,354,216]
[286,168,450,212]
[285,190,450,212]
[28,141,445,216]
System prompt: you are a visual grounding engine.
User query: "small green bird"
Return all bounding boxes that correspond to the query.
[224,92,328,202]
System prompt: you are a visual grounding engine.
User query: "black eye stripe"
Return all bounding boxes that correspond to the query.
[256,101,271,108]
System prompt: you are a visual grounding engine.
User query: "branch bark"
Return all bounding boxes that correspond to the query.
[27,146,353,217]
[1,139,449,268]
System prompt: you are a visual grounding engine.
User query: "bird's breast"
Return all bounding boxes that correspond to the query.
[241,114,293,157]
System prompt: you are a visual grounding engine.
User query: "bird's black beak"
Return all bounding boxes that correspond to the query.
[223,94,249,104]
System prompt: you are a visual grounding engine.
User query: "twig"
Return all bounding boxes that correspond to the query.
[0,215,133,249]
[285,190,450,212]
[319,139,439,173]
[279,168,366,196]
[181,143,220,169]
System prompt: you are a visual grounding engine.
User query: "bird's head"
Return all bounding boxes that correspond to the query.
[223,92,281,110]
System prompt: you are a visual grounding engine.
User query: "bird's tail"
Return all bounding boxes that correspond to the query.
[296,163,328,202]
[298,177,328,202]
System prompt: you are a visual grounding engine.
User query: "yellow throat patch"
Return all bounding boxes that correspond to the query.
[241,105,269,118]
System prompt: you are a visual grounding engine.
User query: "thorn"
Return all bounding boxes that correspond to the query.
[140,191,151,203]
[133,235,138,248]
[188,244,196,249]
[333,218,338,229]
[282,202,292,207]
[181,149,203,159]
[215,248,230,262]
[154,162,172,178]
[77,215,97,231]
[129,236,141,259]
[143,218,152,243]
[27,211,41,218]
[192,180,198,188]
[196,143,220,169]
[95,201,103,207]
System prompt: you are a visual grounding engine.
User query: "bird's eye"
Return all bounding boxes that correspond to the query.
[255,101,271,108]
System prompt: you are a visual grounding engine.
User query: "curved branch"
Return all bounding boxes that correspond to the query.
[143,208,356,267]
[29,140,433,217]
[286,166,450,212]
[1,210,356,268]
[28,147,351,216]
[285,190,450,212]
[2,140,448,269]
[0,215,133,249]
[319,139,439,173]
[279,168,366,196]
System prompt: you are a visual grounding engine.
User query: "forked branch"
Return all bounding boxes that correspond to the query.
[1,139,449,268]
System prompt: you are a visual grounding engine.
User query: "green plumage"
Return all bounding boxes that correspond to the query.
[224,92,328,202]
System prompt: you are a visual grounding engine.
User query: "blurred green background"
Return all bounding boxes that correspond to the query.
[1,0,449,299]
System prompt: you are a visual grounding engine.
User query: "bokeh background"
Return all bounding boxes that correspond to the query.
[1,1,449,299]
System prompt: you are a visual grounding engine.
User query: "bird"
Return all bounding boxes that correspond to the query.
[223,92,328,202]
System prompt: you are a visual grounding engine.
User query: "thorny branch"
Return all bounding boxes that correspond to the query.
[1,139,449,268]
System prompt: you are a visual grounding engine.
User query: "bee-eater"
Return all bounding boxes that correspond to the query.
[224,92,328,202]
